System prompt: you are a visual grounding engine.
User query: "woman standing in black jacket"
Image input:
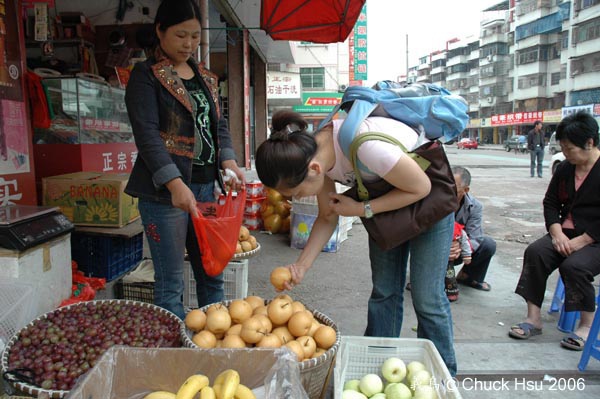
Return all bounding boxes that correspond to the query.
[509,111,600,350]
[125,0,245,319]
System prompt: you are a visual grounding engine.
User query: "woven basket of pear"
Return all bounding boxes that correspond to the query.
[183,295,340,363]
[236,226,259,254]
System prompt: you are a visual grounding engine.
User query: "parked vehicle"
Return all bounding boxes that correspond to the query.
[457,138,478,149]
[505,135,527,153]
[548,131,560,155]
[551,151,565,175]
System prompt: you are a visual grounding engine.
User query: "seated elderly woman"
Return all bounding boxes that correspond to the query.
[509,110,600,350]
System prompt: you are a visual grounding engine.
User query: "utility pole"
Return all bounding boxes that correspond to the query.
[406,34,409,82]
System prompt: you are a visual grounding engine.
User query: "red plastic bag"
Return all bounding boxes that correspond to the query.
[192,189,246,276]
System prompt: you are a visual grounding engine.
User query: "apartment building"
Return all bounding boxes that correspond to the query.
[266,1,600,143]
[443,0,600,143]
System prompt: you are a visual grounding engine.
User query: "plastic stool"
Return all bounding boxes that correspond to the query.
[549,277,565,314]
[548,277,579,332]
[578,308,600,371]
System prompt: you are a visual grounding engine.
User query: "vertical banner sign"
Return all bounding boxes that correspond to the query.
[243,30,251,169]
[1,0,37,205]
[353,4,368,82]
[348,29,355,83]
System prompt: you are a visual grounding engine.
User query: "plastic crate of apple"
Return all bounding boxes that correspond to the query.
[342,357,437,399]
[185,267,337,362]
[260,188,291,234]
[2,300,182,393]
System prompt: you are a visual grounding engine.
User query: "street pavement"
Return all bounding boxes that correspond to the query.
[242,144,600,398]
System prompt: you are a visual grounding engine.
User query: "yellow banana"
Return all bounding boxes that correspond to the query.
[213,384,222,398]
[175,374,210,399]
[213,369,240,399]
[234,384,256,399]
[200,386,216,399]
[143,391,177,399]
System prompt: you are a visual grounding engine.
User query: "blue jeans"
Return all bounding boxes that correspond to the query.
[530,147,544,177]
[138,199,188,319]
[186,183,224,308]
[365,213,457,376]
[138,183,223,319]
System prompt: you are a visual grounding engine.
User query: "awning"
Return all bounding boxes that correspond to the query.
[260,0,366,43]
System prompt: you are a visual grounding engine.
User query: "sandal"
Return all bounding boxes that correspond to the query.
[560,333,586,351]
[457,277,491,291]
[508,322,542,340]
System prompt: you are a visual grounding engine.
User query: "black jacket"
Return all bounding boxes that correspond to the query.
[124,48,236,204]
[543,157,600,242]
[527,128,545,151]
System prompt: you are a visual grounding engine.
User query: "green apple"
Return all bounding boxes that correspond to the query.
[342,390,368,399]
[406,360,426,385]
[343,379,361,392]
[414,384,437,399]
[370,394,387,399]
[381,356,407,383]
[359,373,383,397]
[384,382,412,399]
[409,369,432,391]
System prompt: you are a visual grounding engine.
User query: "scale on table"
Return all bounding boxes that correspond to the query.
[0,205,74,251]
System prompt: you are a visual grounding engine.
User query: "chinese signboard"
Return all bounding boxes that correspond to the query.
[491,111,544,126]
[562,104,597,118]
[292,92,343,113]
[1,0,37,205]
[267,72,301,100]
[353,4,367,81]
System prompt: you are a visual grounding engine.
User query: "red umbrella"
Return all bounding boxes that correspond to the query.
[260,0,366,43]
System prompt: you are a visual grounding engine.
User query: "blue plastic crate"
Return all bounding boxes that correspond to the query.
[71,232,143,281]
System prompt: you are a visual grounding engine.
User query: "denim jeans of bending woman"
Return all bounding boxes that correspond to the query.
[365,212,457,376]
[139,182,223,320]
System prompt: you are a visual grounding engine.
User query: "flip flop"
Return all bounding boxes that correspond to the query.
[560,333,586,351]
[457,277,491,291]
[508,322,542,340]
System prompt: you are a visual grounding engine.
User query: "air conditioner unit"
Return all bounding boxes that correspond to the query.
[487,54,494,62]
[487,97,494,103]
[338,84,348,92]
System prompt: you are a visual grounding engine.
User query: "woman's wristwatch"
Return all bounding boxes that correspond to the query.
[363,200,374,219]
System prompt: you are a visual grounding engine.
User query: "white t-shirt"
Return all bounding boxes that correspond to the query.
[327,116,426,185]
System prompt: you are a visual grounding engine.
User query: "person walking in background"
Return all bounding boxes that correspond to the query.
[528,120,545,178]
[124,0,245,319]
[255,110,457,376]
[509,111,600,350]
[451,166,496,292]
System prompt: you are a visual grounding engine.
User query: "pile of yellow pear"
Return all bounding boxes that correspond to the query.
[184,294,337,362]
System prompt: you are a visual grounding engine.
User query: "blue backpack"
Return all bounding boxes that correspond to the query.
[318,81,469,171]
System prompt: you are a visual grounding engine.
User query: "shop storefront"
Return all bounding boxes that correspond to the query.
[468,108,564,144]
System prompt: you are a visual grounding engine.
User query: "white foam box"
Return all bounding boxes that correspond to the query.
[0,234,72,318]
[183,259,249,307]
[334,336,462,399]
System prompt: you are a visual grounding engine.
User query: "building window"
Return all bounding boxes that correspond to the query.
[300,67,325,90]
[573,18,600,44]
[551,72,561,85]
[582,0,600,10]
